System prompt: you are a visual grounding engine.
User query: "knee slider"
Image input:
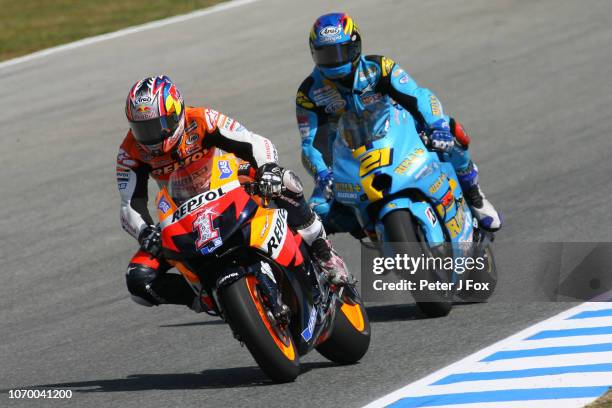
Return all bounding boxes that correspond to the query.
[126,264,163,306]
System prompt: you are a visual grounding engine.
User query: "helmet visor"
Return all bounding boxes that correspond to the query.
[312,41,361,68]
[130,114,180,145]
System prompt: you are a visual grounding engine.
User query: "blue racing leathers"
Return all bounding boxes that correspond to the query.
[296,55,474,234]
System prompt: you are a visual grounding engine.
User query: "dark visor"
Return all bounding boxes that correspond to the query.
[130,114,179,145]
[312,41,361,67]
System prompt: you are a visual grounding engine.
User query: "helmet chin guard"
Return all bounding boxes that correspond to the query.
[161,114,185,153]
[319,63,354,80]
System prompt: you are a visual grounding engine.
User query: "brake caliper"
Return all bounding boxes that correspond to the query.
[251,261,290,326]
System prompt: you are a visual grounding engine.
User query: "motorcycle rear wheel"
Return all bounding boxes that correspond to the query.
[316,297,370,364]
[220,275,300,383]
[457,244,498,302]
[382,210,453,318]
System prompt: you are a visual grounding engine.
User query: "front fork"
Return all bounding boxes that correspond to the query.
[249,261,291,326]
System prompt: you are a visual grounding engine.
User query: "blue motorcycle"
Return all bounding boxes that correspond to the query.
[331,102,497,317]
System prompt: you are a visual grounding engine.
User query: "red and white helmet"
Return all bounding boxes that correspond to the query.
[125,75,185,154]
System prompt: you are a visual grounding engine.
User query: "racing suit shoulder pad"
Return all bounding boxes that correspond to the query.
[296,76,316,110]
[118,131,145,169]
[364,55,396,77]
[186,105,205,117]
[197,106,222,132]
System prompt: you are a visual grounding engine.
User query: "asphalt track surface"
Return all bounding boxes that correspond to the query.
[1,0,611,407]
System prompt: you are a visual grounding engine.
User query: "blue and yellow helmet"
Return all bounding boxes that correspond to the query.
[309,13,362,79]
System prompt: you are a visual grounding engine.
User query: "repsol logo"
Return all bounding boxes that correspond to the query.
[266,212,287,254]
[171,188,225,222]
[152,151,205,176]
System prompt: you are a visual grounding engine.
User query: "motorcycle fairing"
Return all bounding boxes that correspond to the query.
[376,198,445,243]
[156,154,254,257]
[249,206,304,268]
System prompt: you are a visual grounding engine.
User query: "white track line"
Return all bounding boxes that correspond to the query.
[363,302,612,408]
[427,399,596,408]
[0,0,261,71]
[417,372,612,395]
[494,335,612,350]
[462,351,612,372]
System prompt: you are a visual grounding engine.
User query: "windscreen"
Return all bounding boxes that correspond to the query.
[167,157,213,206]
[337,102,391,149]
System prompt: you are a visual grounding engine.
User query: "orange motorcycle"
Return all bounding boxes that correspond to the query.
[155,153,370,382]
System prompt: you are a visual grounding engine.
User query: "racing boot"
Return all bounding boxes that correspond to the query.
[457,162,503,232]
[311,237,353,285]
[297,215,353,286]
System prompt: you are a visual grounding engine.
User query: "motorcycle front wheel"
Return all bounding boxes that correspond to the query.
[382,210,453,318]
[220,275,300,383]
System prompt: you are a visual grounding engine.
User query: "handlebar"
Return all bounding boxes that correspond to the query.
[419,130,432,149]
[242,181,260,196]
[243,181,273,207]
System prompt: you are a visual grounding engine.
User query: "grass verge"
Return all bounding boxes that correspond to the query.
[585,388,612,408]
[0,0,228,61]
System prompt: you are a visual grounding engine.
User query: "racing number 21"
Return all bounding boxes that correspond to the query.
[359,147,392,177]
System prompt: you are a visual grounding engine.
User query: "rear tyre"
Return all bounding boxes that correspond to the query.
[220,275,300,383]
[382,210,452,318]
[316,298,370,364]
[458,245,497,302]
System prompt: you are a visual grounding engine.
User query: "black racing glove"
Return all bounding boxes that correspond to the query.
[138,225,162,257]
[256,163,283,199]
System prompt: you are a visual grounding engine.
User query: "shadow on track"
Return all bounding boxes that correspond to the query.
[366,301,484,322]
[365,303,426,322]
[162,301,440,326]
[159,319,225,328]
[23,362,337,392]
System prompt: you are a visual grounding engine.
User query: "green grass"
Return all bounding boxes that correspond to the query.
[0,0,228,61]
[586,389,612,408]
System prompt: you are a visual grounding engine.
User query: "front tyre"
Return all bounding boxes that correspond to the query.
[220,275,300,383]
[382,210,452,318]
[316,297,370,364]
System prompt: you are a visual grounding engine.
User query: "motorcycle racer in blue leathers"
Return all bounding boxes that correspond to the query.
[296,12,502,235]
